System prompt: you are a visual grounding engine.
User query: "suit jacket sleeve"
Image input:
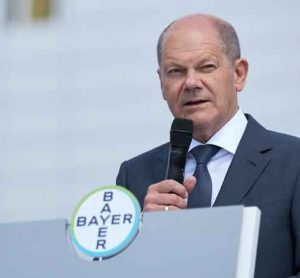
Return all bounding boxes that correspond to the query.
[116,161,128,187]
[289,170,300,278]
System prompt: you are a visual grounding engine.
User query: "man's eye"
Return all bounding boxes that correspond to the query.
[202,64,216,72]
[167,68,183,76]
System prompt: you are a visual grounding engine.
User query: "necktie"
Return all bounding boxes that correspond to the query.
[187,144,220,208]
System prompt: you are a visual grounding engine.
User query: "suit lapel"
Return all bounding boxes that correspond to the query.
[214,115,272,206]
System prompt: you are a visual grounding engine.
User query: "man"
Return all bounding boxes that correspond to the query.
[116,14,300,278]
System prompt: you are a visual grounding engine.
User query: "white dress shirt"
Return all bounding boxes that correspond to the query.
[184,109,248,205]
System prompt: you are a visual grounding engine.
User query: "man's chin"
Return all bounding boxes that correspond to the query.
[183,114,213,127]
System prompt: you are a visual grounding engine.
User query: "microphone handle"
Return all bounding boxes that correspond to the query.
[166,147,188,184]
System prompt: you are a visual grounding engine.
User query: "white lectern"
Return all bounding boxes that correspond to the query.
[0,206,260,278]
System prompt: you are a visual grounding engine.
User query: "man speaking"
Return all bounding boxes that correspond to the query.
[116,13,300,278]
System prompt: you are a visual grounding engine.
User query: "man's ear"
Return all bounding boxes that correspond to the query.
[157,68,167,100]
[234,58,249,92]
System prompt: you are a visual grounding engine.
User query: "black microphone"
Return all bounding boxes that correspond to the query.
[165,118,193,184]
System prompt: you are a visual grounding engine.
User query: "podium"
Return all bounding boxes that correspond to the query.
[0,206,260,278]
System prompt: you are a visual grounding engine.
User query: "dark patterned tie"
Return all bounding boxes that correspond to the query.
[187,145,220,208]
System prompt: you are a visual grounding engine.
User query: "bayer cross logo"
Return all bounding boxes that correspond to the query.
[70,186,141,259]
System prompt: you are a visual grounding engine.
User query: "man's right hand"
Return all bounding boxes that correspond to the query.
[143,176,196,211]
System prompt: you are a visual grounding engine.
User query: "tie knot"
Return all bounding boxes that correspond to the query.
[190,144,220,165]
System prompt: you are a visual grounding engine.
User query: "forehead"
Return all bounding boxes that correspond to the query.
[161,22,223,59]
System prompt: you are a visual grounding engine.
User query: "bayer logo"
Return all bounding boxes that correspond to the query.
[70,186,141,259]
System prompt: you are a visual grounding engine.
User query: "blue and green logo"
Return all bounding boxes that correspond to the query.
[70,186,141,259]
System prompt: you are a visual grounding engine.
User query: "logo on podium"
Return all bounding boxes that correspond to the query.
[70,186,141,259]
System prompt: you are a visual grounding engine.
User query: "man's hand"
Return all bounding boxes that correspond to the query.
[143,176,196,211]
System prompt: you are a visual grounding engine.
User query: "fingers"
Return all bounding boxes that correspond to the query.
[143,179,188,212]
[144,192,187,211]
[144,204,180,212]
[148,179,187,197]
[184,176,196,193]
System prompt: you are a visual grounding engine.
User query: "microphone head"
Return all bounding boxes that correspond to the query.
[170,118,193,148]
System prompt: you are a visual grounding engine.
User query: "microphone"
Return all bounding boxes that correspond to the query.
[165,118,193,184]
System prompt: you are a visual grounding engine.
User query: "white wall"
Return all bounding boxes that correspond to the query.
[1,0,300,223]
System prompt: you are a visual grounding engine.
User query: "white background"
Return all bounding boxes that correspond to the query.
[0,0,300,222]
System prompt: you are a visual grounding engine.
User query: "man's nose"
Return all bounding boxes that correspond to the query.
[183,70,203,92]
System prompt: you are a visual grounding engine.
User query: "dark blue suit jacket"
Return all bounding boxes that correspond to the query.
[116,115,300,278]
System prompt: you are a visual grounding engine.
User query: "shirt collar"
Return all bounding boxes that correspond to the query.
[189,109,248,155]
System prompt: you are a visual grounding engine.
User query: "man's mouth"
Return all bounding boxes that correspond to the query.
[184,99,209,106]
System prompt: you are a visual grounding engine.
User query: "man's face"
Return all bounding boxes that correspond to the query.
[158,23,248,142]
